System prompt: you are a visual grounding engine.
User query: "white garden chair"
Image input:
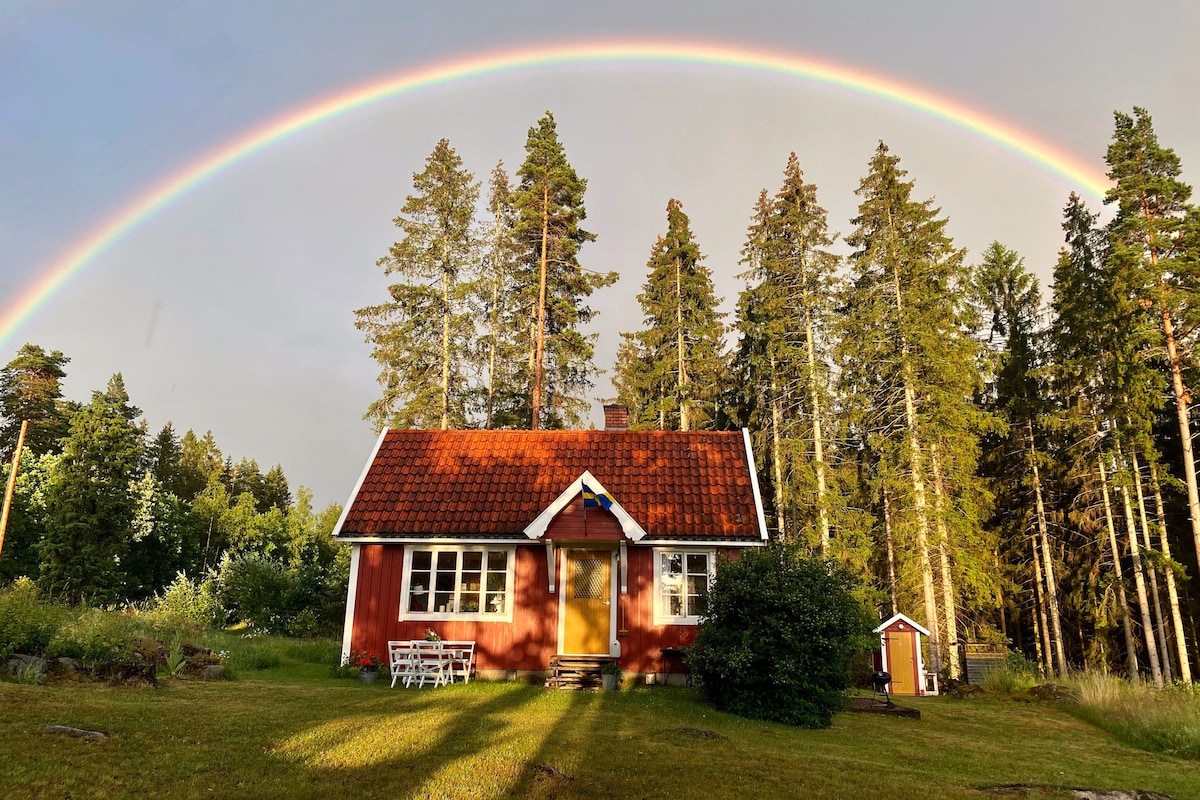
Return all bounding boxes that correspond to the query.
[388,641,417,689]
[441,640,476,684]
[409,640,449,688]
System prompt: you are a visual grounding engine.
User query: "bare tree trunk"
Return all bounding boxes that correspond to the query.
[804,305,830,553]
[1030,538,1050,676]
[1029,423,1067,677]
[1151,459,1193,683]
[883,489,898,616]
[1130,447,1173,681]
[1097,453,1140,680]
[1115,443,1164,687]
[931,445,960,679]
[531,184,549,430]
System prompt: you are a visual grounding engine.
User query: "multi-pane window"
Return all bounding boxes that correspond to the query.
[404,547,512,620]
[655,550,715,624]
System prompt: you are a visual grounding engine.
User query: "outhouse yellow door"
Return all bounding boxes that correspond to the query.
[888,631,917,695]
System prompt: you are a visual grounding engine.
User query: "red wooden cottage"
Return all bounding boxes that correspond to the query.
[333,424,767,681]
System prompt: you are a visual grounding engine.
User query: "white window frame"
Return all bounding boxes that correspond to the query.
[653,547,716,625]
[399,545,516,623]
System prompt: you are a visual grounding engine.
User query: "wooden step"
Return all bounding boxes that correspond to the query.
[545,655,615,690]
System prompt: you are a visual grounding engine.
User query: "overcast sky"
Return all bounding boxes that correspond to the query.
[2,1,1197,508]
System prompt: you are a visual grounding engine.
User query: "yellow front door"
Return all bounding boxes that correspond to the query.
[888,632,917,695]
[563,550,611,654]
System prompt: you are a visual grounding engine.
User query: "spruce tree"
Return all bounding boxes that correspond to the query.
[356,138,480,430]
[837,142,991,676]
[0,343,70,460]
[512,111,616,429]
[736,155,842,549]
[616,198,726,431]
[39,374,145,603]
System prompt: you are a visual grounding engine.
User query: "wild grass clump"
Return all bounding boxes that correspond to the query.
[981,650,1041,695]
[1068,672,1200,759]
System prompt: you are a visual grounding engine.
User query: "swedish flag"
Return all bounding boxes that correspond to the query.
[582,483,614,510]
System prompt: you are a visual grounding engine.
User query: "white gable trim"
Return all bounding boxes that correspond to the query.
[874,612,931,636]
[332,428,389,540]
[523,470,648,542]
[743,428,769,541]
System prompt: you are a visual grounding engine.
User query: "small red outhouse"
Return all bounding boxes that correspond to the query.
[873,612,935,696]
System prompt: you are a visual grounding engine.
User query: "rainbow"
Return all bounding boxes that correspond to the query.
[0,38,1110,353]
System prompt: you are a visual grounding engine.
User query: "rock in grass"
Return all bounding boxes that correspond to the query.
[5,654,46,675]
[1013,683,1078,703]
[200,665,226,680]
[45,725,108,741]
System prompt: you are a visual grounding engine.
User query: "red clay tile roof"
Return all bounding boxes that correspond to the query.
[336,429,762,541]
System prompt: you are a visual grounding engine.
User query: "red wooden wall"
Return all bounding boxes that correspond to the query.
[348,542,743,676]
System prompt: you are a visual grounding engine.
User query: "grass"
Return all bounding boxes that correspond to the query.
[1068,672,1200,760]
[4,648,1198,800]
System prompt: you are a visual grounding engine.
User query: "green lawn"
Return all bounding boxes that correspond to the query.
[2,670,1196,800]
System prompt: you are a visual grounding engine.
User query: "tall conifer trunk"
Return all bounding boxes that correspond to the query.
[531,183,549,430]
[1097,452,1140,678]
[1151,460,1192,682]
[676,256,689,431]
[1131,447,1173,681]
[1115,444,1164,687]
[440,241,451,431]
[931,445,960,679]
[1030,538,1051,676]
[1029,424,1067,676]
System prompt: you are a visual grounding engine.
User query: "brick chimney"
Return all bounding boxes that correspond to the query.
[603,404,628,431]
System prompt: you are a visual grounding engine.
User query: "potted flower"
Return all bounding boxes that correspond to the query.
[600,660,622,691]
[424,628,442,643]
[350,650,383,684]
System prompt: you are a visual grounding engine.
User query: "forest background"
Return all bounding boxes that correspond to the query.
[3,103,1198,687]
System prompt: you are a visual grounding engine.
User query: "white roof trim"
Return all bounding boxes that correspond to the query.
[523,470,648,542]
[331,428,389,540]
[874,612,931,636]
[743,428,769,541]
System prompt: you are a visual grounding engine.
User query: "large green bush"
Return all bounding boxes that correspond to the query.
[687,545,876,728]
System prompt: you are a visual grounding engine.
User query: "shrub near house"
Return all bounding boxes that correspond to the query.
[688,544,876,728]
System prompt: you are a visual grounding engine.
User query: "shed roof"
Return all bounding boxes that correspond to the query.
[334,429,765,542]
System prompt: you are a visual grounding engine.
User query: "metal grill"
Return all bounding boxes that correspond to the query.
[572,556,606,600]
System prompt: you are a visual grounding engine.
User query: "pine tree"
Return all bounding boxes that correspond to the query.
[837,142,991,676]
[0,343,70,460]
[512,111,617,429]
[39,374,145,603]
[616,198,726,431]
[736,155,842,549]
[356,138,480,430]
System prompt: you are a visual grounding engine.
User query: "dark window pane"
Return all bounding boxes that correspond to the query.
[462,551,483,571]
[411,550,432,570]
[436,551,458,571]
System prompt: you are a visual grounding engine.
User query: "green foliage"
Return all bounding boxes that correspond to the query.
[0,578,67,659]
[688,545,876,728]
[150,572,226,628]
